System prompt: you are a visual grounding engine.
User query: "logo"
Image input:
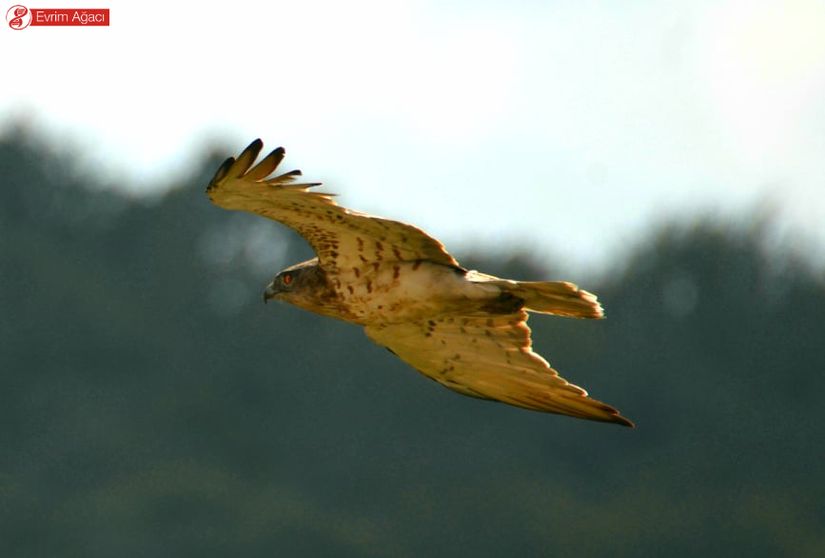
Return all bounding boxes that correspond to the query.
[6,5,109,29]
[6,5,31,29]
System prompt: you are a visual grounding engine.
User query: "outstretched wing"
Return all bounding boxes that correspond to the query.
[206,139,459,274]
[365,311,633,426]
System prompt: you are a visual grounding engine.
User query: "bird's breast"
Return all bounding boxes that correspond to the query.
[328,261,500,325]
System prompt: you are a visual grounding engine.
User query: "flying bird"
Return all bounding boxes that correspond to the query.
[206,139,633,427]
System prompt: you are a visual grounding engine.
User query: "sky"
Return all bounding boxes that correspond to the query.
[3,0,824,273]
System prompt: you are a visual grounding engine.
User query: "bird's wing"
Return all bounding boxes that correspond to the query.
[206,139,459,273]
[365,311,633,426]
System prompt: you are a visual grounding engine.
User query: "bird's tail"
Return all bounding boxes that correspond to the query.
[507,280,604,319]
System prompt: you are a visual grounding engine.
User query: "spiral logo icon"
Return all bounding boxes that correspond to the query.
[6,5,31,29]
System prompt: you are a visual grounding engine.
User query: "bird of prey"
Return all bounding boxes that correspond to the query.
[206,139,633,427]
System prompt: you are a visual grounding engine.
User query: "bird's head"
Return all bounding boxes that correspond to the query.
[263,258,322,305]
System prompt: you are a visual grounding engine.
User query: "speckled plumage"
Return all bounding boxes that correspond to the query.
[206,139,633,427]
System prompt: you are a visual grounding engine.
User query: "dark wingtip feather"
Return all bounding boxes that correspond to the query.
[206,156,236,191]
[234,139,264,173]
[247,138,264,154]
[265,167,324,189]
[246,146,286,181]
[614,414,636,428]
[599,400,635,428]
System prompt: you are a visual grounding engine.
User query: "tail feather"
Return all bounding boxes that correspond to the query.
[511,280,604,319]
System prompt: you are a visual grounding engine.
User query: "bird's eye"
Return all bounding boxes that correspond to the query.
[282,273,293,286]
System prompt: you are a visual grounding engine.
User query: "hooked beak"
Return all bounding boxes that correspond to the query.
[263,282,279,304]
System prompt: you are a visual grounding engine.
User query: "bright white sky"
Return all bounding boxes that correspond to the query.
[3,0,824,272]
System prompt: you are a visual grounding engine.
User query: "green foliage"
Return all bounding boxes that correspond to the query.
[1,127,823,557]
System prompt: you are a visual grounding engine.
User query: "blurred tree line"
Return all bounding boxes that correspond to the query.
[1,126,823,557]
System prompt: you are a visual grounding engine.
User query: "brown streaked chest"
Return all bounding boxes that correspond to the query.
[327,261,497,325]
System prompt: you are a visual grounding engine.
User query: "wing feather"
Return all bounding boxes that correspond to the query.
[365,311,633,427]
[246,146,285,181]
[206,139,459,273]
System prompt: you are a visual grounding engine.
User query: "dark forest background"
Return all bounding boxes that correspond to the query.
[1,126,824,557]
